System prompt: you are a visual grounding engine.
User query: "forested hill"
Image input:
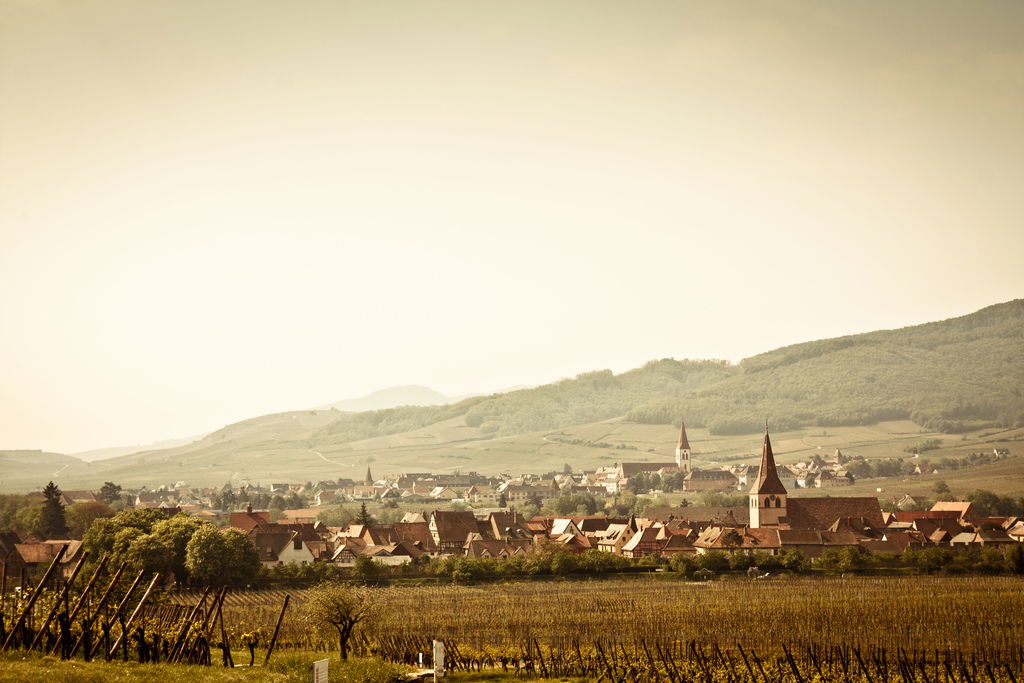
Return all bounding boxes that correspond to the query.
[301,299,1023,446]
[627,299,1024,434]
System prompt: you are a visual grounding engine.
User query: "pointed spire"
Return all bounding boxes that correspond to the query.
[750,424,787,495]
[365,465,373,485]
[677,420,690,451]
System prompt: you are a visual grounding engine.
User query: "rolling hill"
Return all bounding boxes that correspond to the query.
[3,298,1022,494]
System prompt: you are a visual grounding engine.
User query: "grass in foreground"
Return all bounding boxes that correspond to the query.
[0,652,408,683]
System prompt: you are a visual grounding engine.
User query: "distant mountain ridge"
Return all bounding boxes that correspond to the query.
[317,385,472,412]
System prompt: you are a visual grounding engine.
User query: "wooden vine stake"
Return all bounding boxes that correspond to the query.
[0,543,66,652]
[264,593,290,665]
[106,573,161,659]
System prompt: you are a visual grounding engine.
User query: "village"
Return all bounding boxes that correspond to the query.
[3,424,1022,579]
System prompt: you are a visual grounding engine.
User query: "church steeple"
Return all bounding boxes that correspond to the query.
[751,424,786,496]
[365,465,373,485]
[675,420,692,473]
[749,423,787,528]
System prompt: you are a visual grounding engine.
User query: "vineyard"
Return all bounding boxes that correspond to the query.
[4,548,1024,682]
[175,575,1024,681]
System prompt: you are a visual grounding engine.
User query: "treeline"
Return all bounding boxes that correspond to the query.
[262,543,1024,588]
[670,544,1024,577]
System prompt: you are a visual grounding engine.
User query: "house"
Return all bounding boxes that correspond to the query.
[252,531,317,566]
[694,526,782,555]
[280,509,320,523]
[930,501,981,527]
[464,538,532,559]
[815,470,854,487]
[597,519,637,554]
[229,507,272,533]
[429,486,462,500]
[682,469,738,492]
[11,540,86,579]
[621,526,663,558]
[429,510,481,555]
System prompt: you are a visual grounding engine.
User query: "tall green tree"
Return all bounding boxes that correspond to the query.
[98,482,123,505]
[354,502,374,526]
[66,501,115,539]
[38,481,68,538]
[184,525,261,586]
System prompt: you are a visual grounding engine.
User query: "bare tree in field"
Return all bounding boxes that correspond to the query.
[303,583,377,660]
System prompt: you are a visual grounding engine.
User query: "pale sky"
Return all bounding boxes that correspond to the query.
[2,1,1023,454]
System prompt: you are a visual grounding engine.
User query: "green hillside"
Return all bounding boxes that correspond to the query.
[628,299,1024,434]
[0,450,90,491]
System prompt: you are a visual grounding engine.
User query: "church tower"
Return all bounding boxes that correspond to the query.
[365,465,374,486]
[675,420,692,473]
[749,425,787,528]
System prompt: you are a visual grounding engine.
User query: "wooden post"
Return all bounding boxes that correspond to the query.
[86,567,145,660]
[166,585,211,662]
[107,573,160,658]
[48,555,108,655]
[64,555,108,624]
[179,586,226,664]
[28,550,90,650]
[217,594,233,667]
[1,543,67,652]
[263,593,290,665]
[71,561,125,658]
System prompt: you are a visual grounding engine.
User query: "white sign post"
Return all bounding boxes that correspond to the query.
[433,639,446,680]
[311,657,329,683]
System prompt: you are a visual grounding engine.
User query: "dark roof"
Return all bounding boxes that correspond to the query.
[431,510,480,543]
[644,505,750,525]
[751,429,787,495]
[685,469,737,481]
[677,421,691,451]
[619,462,677,476]
[786,497,884,530]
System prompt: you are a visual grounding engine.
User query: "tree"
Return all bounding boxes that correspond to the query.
[354,502,375,526]
[66,501,114,539]
[38,481,68,539]
[185,524,261,586]
[352,554,380,583]
[303,584,376,659]
[150,514,209,581]
[932,480,951,496]
[98,482,123,505]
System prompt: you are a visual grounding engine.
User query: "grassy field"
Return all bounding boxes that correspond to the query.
[0,652,406,683]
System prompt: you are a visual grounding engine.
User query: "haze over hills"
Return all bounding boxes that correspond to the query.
[317,385,474,413]
[70,435,206,463]
[2,299,1021,493]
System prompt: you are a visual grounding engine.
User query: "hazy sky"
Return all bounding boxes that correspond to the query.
[2,1,1023,454]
